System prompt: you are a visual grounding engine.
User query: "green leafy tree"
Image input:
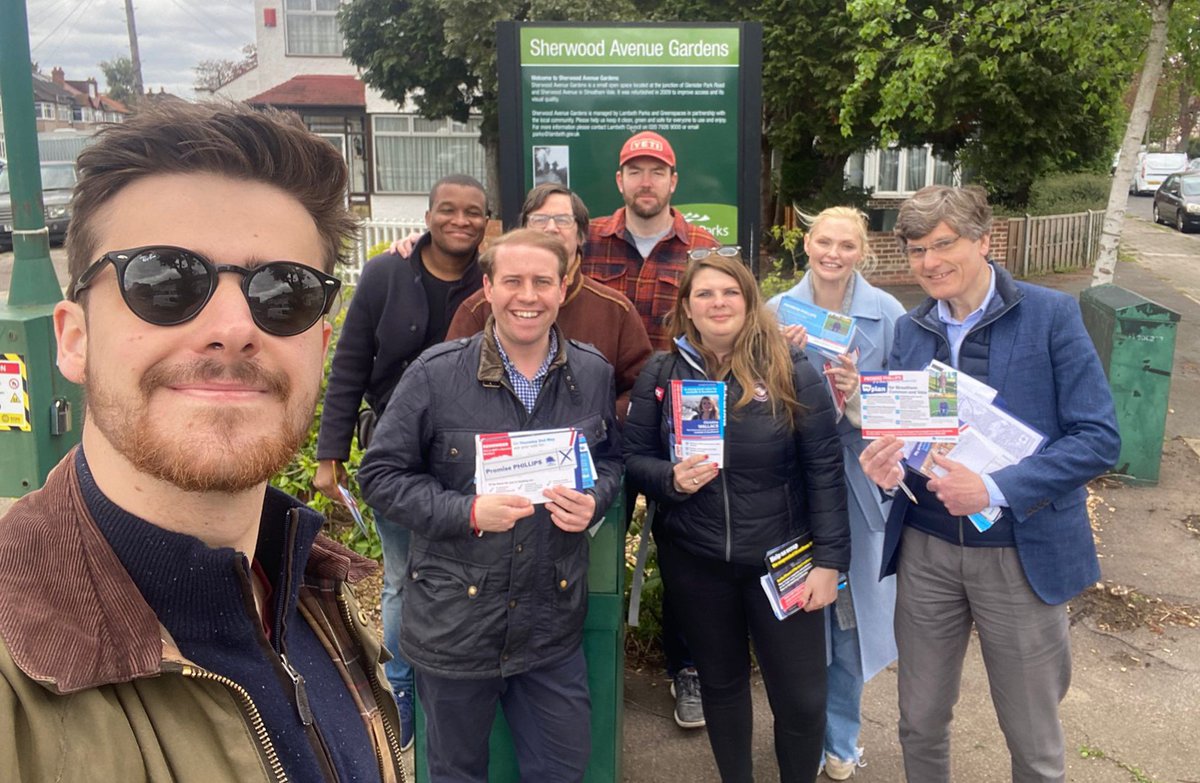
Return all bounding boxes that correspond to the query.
[100,56,140,107]
[842,0,1143,206]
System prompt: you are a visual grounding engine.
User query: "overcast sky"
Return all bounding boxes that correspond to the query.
[26,0,256,99]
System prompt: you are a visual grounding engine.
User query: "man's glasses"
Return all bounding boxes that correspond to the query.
[904,235,962,260]
[526,213,575,229]
[688,245,742,261]
[72,246,342,337]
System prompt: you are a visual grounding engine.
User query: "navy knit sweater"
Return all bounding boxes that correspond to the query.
[77,449,381,782]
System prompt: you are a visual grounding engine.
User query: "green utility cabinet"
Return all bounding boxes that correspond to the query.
[414,493,625,781]
[1080,285,1180,485]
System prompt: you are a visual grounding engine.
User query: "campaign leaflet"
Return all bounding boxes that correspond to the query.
[670,379,726,468]
[903,363,1047,532]
[760,532,816,620]
[775,296,857,358]
[860,368,960,442]
[474,428,595,505]
[822,347,860,420]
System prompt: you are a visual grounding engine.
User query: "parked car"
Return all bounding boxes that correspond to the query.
[1152,172,1200,233]
[1132,152,1189,195]
[0,160,78,248]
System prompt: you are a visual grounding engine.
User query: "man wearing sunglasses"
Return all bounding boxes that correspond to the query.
[0,102,403,782]
[859,185,1119,783]
[358,229,622,782]
[580,130,720,730]
[314,173,487,749]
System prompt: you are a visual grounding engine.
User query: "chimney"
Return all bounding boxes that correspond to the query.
[88,77,98,99]
[52,66,65,85]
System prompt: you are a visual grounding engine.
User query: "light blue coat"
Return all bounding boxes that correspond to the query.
[768,272,906,680]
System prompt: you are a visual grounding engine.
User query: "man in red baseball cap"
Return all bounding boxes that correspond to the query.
[581,129,719,732]
[582,130,718,351]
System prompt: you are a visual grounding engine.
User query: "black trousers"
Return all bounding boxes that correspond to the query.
[658,536,828,783]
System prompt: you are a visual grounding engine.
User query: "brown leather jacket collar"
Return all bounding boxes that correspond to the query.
[0,449,376,694]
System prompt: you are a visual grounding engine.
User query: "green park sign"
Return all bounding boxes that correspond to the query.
[497,22,762,264]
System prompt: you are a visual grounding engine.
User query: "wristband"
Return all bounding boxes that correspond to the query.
[470,498,482,537]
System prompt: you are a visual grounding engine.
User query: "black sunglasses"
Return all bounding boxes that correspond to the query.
[72,245,342,337]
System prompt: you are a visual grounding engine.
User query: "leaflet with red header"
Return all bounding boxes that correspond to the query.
[859,368,960,442]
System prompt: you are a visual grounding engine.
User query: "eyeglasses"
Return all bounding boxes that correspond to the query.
[526,213,575,229]
[904,235,962,260]
[688,245,742,261]
[72,245,342,337]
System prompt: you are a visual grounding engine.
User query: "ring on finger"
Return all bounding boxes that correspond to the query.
[691,477,699,486]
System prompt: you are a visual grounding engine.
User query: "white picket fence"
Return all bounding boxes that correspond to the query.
[343,218,426,284]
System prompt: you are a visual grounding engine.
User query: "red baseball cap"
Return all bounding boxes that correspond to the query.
[619,131,676,168]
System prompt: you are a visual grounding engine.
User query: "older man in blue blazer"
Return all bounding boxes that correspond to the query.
[860,185,1120,783]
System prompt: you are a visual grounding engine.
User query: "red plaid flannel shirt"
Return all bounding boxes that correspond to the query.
[582,207,718,351]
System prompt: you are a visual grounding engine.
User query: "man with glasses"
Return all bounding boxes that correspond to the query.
[859,185,1120,783]
[0,102,403,781]
[359,229,623,782]
[314,173,488,749]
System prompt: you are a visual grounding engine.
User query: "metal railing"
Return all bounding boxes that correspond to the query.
[1006,210,1105,277]
[344,218,425,284]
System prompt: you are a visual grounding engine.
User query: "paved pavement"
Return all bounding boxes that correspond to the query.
[3,215,1198,783]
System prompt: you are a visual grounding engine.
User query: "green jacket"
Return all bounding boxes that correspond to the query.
[0,452,404,782]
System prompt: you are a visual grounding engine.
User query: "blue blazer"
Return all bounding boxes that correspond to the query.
[881,264,1120,605]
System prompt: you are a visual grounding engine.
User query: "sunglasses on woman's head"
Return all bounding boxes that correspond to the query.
[72,245,342,337]
[688,245,742,261]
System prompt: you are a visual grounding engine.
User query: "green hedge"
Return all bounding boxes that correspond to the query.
[1025,172,1110,216]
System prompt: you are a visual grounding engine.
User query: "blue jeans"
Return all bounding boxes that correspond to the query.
[824,617,865,762]
[374,509,414,699]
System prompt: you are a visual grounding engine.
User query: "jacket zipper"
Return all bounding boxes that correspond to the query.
[337,592,407,783]
[180,664,288,783]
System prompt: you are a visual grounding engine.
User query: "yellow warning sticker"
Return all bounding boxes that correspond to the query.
[1,354,32,431]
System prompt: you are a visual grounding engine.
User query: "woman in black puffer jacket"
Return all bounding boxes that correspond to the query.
[624,250,849,783]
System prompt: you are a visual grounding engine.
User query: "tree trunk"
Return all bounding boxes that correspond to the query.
[482,134,501,218]
[1093,0,1175,286]
[1177,81,1195,153]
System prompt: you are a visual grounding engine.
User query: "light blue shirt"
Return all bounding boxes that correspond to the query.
[494,327,558,413]
[935,268,1008,509]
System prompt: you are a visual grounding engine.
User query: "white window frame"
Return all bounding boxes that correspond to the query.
[284,0,343,57]
[372,114,486,195]
[852,145,958,196]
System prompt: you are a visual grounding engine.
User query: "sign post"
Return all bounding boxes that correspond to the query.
[497,22,762,271]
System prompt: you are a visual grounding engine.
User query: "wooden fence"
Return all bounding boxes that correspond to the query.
[1005,210,1104,277]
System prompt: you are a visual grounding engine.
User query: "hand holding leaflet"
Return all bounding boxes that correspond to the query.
[335,484,371,538]
[775,296,857,358]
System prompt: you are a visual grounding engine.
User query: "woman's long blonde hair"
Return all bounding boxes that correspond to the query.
[669,253,801,421]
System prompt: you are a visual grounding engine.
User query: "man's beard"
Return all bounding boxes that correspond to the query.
[625,190,668,220]
[85,357,316,493]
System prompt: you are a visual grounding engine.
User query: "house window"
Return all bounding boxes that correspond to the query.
[905,148,928,192]
[877,148,901,192]
[373,115,486,194]
[35,102,56,120]
[933,154,954,185]
[845,152,865,189]
[285,0,342,56]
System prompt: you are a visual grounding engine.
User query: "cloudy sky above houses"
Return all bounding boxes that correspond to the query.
[26,0,256,99]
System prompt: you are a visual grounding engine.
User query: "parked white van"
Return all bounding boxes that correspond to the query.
[1132,152,1189,195]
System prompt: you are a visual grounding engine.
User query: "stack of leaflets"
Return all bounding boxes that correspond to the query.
[670,379,726,468]
[759,532,816,620]
[474,427,595,505]
[902,361,1047,532]
[859,366,961,442]
[775,296,857,358]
